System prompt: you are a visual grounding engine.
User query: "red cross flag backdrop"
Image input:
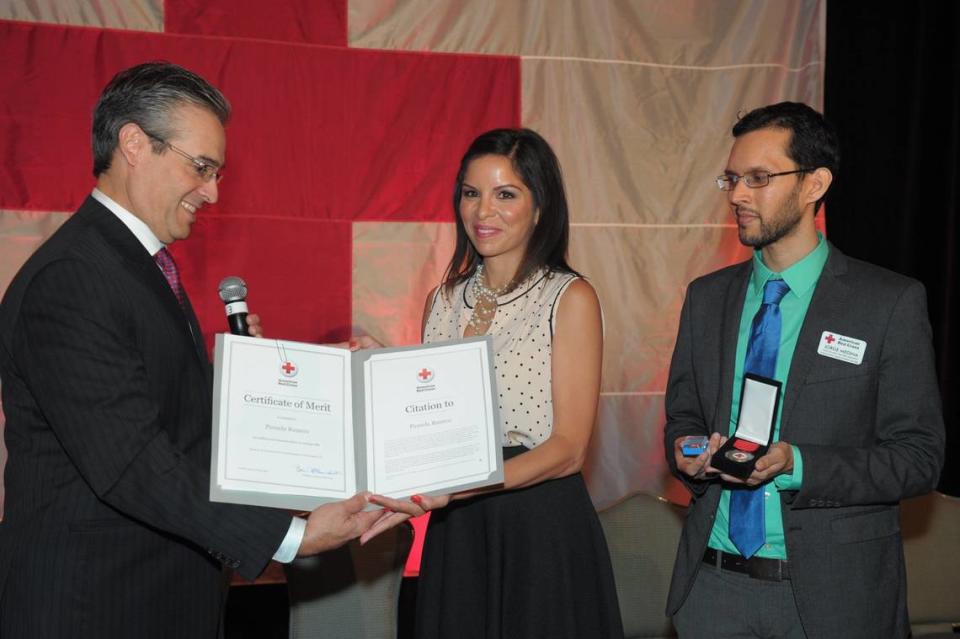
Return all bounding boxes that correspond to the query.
[0,1,825,521]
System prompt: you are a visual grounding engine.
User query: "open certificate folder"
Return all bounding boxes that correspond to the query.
[210,334,504,510]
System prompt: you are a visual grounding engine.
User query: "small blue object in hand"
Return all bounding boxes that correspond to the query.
[681,436,709,456]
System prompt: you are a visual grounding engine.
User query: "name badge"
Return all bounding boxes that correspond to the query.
[817,331,866,365]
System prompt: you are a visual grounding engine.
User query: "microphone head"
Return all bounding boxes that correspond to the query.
[218,276,248,303]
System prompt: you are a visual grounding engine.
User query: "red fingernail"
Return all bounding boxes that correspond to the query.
[411,495,423,504]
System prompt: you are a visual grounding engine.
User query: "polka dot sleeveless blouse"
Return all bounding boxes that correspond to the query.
[423,268,580,448]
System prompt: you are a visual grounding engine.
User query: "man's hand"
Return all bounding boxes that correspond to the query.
[717,441,794,486]
[743,441,794,486]
[246,313,264,338]
[674,432,725,479]
[296,492,382,556]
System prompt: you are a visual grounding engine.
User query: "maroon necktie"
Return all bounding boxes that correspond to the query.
[154,247,185,307]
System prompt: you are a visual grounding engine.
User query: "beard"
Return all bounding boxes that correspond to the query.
[736,184,804,249]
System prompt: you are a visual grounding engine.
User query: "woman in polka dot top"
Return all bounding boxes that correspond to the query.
[368,128,623,639]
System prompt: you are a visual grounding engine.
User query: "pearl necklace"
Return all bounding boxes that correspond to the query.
[467,263,510,335]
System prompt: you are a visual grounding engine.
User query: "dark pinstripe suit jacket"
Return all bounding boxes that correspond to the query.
[0,197,292,638]
[663,244,945,639]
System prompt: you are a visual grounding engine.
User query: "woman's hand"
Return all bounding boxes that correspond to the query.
[359,492,450,545]
[331,335,384,351]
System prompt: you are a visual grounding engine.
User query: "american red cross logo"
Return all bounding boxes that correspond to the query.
[281,361,298,377]
[418,368,434,383]
[825,334,836,344]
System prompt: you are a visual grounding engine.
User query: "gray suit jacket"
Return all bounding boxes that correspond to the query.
[0,197,292,638]
[664,243,944,639]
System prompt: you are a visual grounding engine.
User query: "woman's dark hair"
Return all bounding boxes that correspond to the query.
[442,128,576,293]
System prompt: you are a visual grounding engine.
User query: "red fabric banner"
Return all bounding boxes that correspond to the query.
[0,21,520,223]
[165,0,348,46]
[171,216,353,349]
[0,19,520,352]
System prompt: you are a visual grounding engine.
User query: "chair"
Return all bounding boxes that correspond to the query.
[285,524,412,639]
[902,492,960,637]
[599,492,685,639]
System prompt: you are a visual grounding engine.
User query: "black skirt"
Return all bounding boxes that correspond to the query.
[414,446,624,639]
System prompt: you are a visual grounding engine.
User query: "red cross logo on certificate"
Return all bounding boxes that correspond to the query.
[417,367,434,383]
[825,334,836,345]
[281,361,298,377]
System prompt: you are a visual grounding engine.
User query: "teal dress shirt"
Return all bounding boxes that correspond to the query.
[707,234,829,559]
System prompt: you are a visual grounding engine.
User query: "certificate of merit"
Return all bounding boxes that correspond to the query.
[210,334,503,510]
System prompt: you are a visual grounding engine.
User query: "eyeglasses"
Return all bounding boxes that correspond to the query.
[716,168,812,191]
[145,132,223,183]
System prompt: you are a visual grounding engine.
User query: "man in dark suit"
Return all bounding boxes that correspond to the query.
[664,102,944,638]
[0,62,381,637]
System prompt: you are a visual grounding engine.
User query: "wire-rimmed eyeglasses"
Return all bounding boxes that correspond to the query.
[716,168,813,191]
[145,132,223,183]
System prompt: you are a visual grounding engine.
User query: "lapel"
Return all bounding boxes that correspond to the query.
[779,243,851,437]
[713,261,751,434]
[80,197,208,365]
[180,292,210,365]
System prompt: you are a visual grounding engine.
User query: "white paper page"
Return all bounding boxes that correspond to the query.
[217,337,356,499]
[363,341,498,497]
[735,376,779,446]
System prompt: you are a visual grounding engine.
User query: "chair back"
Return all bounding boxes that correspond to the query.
[599,492,685,639]
[902,492,960,637]
[286,524,412,639]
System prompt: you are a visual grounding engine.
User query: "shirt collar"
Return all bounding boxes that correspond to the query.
[91,188,165,257]
[750,232,829,299]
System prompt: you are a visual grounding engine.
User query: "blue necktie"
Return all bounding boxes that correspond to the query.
[729,278,790,559]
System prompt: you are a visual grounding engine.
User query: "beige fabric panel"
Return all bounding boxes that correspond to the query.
[350,1,824,505]
[352,221,457,348]
[523,58,823,225]
[573,226,749,507]
[570,225,750,394]
[349,0,824,68]
[583,393,690,510]
[0,0,163,31]
[0,209,71,299]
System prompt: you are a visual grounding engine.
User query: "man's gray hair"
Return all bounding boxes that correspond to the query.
[91,61,230,177]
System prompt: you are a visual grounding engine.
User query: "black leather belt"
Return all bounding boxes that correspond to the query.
[702,547,790,581]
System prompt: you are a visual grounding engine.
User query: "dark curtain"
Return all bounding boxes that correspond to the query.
[825,1,959,495]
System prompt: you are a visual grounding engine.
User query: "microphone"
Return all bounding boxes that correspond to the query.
[218,276,250,336]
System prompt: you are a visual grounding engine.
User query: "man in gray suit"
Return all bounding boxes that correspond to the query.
[664,102,944,639]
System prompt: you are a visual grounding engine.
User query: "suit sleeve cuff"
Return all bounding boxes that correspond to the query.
[272,517,306,563]
[774,445,803,491]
